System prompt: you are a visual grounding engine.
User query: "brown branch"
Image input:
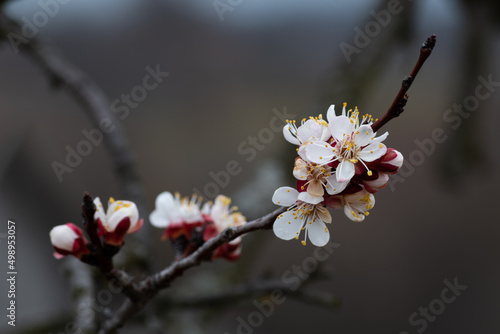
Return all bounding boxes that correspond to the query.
[371,34,436,132]
[82,192,114,273]
[98,206,287,333]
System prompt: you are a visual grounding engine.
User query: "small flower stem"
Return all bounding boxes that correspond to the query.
[82,192,114,273]
[371,34,436,132]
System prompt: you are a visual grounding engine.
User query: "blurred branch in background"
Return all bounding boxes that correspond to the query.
[158,270,340,310]
[63,258,96,334]
[0,6,152,258]
[440,1,491,185]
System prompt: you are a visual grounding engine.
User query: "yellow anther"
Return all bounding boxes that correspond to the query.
[109,197,115,203]
[301,240,307,246]
[288,221,291,224]
[364,212,370,216]
[379,144,383,148]
[343,102,347,107]
[367,170,373,176]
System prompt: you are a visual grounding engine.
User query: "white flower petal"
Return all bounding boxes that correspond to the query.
[329,115,352,142]
[306,220,330,247]
[293,158,309,180]
[93,197,106,222]
[272,187,299,206]
[297,145,309,161]
[326,104,336,123]
[356,124,374,147]
[324,174,349,195]
[273,211,304,241]
[320,126,331,142]
[149,210,170,228]
[358,143,387,162]
[336,160,355,182]
[344,203,365,222]
[50,225,78,251]
[297,192,323,205]
[154,192,176,214]
[304,141,336,164]
[283,124,301,145]
[297,119,321,142]
[372,131,389,143]
[107,201,139,232]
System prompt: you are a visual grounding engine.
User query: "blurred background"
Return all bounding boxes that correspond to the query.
[1,0,499,333]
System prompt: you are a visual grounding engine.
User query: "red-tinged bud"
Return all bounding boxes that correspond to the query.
[366,148,404,175]
[94,197,143,246]
[49,223,90,259]
[353,170,389,193]
[202,195,246,261]
[212,238,242,261]
[324,195,343,209]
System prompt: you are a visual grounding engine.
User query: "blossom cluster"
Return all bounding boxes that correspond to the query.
[149,192,246,261]
[49,192,246,263]
[272,103,404,247]
[49,197,143,260]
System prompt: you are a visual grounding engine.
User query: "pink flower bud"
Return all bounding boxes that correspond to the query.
[212,238,242,261]
[94,197,144,246]
[353,170,389,193]
[49,223,90,259]
[366,148,404,175]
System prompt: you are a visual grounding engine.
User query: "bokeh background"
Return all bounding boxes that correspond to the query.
[1,0,499,333]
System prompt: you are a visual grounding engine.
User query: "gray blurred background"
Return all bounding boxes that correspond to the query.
[1,0,499,333]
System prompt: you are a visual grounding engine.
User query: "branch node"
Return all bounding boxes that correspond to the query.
[223,227,235,239]
[402,76,413,88]
[422,34,436,51]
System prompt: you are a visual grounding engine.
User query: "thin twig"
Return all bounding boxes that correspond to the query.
[82,192,114,273]
[99,207,287,333]
[371,34,436,132]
